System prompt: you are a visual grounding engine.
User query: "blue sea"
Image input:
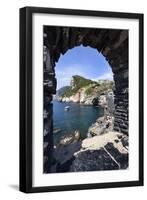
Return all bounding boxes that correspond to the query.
[53,101,104,144]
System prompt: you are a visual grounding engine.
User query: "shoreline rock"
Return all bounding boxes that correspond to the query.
[51,119,128,173]
[59,130,80,146]
[53,128,62,134]
[70,131,128,171]
[87,115,114,137]
[55,89,115,111]
[50,93,128,173]
[50,131,81,173]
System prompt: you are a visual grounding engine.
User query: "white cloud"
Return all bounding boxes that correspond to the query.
[56,64,113,89]
[56,64,88,89]
[92,72,113,81]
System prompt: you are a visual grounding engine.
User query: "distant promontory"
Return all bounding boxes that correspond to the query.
[55,75,114,109]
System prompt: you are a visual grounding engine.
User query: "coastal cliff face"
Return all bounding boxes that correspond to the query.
[55,75,114,107]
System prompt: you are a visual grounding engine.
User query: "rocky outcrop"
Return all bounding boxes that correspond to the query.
[50,130,128,173]
[56,76,114,106]
[88,116,114,137]
[53,141,81,173]
[70,131,128,171]
[50,131,81,173]
[59,130,80,145]
[58,90,113,106]
[98,90,115,115]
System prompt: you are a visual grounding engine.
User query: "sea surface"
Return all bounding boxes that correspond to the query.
[53,100,104,144]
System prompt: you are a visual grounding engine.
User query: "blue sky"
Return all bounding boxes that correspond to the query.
[55,45,113,89]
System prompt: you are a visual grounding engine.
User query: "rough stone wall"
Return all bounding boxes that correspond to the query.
[43,26,128,172]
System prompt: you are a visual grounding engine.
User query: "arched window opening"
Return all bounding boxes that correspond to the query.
[53,45,114,146]
[43,26,129,173]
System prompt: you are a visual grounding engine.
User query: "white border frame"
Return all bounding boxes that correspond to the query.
[32,13,139,187]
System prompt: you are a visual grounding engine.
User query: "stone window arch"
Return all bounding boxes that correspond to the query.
[43,26,128,172]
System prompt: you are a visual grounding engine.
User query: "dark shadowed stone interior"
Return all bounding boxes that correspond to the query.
[43,26,128,173]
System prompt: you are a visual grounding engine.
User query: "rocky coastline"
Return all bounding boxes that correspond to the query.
[51,117,128,172]
[55,76,114,106]
[49,77,128,173]
[50,95,128,173]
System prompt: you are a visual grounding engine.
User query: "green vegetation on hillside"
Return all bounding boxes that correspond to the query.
[57,86,71,96]
[60,86,73,97]
[85,81,114,96]
[71,75,96,93]
[57,75,114,97]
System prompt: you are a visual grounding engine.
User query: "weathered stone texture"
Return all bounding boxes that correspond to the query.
[43,26,128,172]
